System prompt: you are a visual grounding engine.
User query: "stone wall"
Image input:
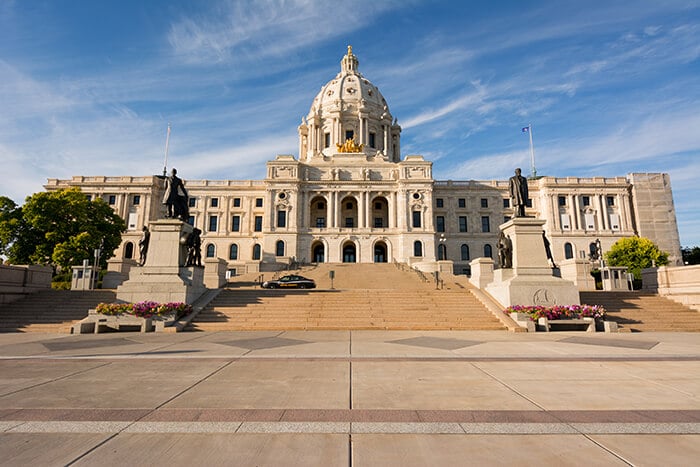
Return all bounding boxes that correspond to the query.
[0,264,53,305]
[642,265,700,311]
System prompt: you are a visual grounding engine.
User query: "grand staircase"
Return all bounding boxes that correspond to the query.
[580,291,700,332]
[188,264,506,331]
[0,290,117,333]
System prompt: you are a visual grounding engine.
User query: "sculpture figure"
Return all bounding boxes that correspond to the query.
[138,226,150,266]
[163,168,189,220]
[509,168,529,217]
[185,228,202,267]
[543,231,557,269]
[497,231,513,269]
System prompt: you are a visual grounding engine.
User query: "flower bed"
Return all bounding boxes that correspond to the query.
[95,301,192,319]
[504,304,606,321]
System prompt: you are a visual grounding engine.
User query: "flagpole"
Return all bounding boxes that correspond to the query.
[162,123,171,177]
[528,123,537,178]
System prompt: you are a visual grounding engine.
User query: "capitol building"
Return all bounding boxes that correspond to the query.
[45,47,682,277]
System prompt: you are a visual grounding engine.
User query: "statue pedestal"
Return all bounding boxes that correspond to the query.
[116,220,206,304]
[485,218,579,307]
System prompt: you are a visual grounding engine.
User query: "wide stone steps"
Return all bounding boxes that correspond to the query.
[580,291,700,332]
[190,286,504,331]
[0,290,116,333]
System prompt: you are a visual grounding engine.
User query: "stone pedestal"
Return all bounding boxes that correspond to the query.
[116,220,206,304]
[204,257,228,289]
[559,258,597,291]
[102,258,137,289]
[485,218,580,307]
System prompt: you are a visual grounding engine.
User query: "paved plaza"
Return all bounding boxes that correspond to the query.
[0,330,699,466]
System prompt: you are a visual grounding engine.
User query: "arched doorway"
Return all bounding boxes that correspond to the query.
[124,242,134,259]
[374,241,387,263]
[342,242,356,263]
[312,242,325,263]
[371,196,389,228]
[309,195,327,229]
[438,244,447,260]
[340,196,358,228]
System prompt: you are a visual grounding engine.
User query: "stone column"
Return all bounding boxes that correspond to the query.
[572,195,581,230]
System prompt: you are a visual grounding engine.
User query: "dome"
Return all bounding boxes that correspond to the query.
[298,46,402,163]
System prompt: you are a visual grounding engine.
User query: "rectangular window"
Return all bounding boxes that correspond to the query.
[345,130,354,140]
[582,196,590,206]
[558,196,566,206]
[345,217,354,228]
[610,213,620,231]
[560,214,571,230]
[316,217,326,228]
[127,212,138,230]
[374,218,383,228]
[324,133,330,148]
[436,198,444,208]
[584,213,596,230]
[254,216,263,232]
[85,194,92,201]
[607,196,615,206]
[481,216,490,233]
[132,195,140,205]
[436,216,445,232]
[232,215,240,232]
[210,198,219,207]
[458,198,466,208]
[255,198,263,207]
[480,198,488,208]
[459,216,467,232]
[187,216,194,226]
[412,211,421,228]
[188,197,196,207]
[108,195,116,205]
[233,198,241,207]
[208,215,218,232]
[369,132,376,148]
[277,210,286,228]
[503,198,510,208]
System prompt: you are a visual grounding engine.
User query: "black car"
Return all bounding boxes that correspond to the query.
[261,274,316,289]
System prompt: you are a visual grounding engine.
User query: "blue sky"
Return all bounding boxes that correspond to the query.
[1,0,699,246]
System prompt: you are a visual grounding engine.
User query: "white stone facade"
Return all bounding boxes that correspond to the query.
[45,48,683,275]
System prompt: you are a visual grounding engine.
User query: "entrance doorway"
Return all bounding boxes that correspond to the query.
[374,242,387,263]
[342,243,356,263]
[313,243,325,263]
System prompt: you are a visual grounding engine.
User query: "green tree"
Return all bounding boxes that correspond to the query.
[681,246,700,265]
[0,188,125,270]
[604,237,669,280]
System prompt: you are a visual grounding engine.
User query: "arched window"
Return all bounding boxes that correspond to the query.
[461,244,470,261]
[252,243,261,260]
[589,242,598,260]
[206,244,215,258]
[229,244,238,260]
[124,242,134,259]
[414,241,423,257]
[484,244,492,258]
[275,240,285,257]
[564,242,574,259]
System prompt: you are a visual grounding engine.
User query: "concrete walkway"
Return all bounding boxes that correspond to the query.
[0,330,699,466]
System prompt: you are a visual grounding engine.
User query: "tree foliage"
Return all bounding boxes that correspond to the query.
[681,246,700,265]
[0,188,125,270]
[604,236,669,280]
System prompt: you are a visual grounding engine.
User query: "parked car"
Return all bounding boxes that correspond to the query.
[261,274,316,289]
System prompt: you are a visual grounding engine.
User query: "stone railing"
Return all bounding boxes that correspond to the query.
[642,265,700,311]
[0,264,53,305]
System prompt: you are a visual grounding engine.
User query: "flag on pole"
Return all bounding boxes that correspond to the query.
[521,126,529,133]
